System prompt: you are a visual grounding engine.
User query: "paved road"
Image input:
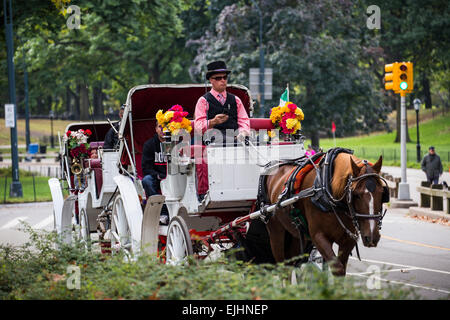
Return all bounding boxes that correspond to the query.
[0,202,54,247]
[345,207,450,299]
[0,200,448,299]
[381,166,450,204]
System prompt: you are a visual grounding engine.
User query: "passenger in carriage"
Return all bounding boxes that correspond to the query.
[142,122,169,224]
[103,104,124,149]
[89,148,98,159]
[194,60,250,144]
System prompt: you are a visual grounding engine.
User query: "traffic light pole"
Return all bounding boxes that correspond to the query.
[398,93,411,200]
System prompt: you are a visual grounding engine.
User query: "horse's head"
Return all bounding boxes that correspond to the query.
[349,156,388,248]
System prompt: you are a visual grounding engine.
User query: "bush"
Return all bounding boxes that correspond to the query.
[0,224,420,300]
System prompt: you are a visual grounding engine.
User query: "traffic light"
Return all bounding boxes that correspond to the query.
[384,62,414,93]
[384,63,398,91]
[398,62,413,92]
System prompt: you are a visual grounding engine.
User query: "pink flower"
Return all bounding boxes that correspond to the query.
[172,112,183,123]
[170,105,183,112]
[287,103,297,112]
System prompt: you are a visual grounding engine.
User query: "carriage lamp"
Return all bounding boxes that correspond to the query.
[162,131,173,156]
[414,98,421,162]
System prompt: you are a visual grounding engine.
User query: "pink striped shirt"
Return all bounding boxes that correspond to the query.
[194,88,250,134]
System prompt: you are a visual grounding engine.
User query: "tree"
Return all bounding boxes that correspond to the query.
[191,0,385,148]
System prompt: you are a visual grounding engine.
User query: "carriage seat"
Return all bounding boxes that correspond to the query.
[250,118,274,130]
[84,141,105,198]
[90,141,104,149]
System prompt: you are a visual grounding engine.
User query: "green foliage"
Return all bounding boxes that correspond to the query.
[0,226,416,300]
[190,0,386,140]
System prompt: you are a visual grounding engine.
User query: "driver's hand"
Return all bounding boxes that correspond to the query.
[213,114,229,124]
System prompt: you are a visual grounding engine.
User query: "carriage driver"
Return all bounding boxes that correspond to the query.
[103,104,125,149]
[142,122,169,224]
[194,60,250,143]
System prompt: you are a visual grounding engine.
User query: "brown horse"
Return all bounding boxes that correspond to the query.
[264,152,386,276]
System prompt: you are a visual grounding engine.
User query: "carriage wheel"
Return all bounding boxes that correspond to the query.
[110,195,133,258]
[166,216,193,265]
[78,208,91,250]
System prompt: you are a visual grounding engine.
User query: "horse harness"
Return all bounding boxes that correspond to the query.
[256,148,389,258]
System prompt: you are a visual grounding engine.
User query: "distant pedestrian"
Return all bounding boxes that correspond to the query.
[421,146,443,185]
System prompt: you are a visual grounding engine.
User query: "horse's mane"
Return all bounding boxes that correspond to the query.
[330,153,363,198]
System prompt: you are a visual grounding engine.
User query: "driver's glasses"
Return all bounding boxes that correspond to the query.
[211,75,228,81]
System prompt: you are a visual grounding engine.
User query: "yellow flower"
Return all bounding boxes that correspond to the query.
[281,105,290,113]
[286,118,298,130]
[295,108,304,120]
[156,110,165,125]
[163,111,174,123]
[270,106,282,124]
[181,118,192,133]
[267,130,276,138]
[294,121,301,132]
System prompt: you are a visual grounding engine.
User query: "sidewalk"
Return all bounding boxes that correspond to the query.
[382,166,450,222]
[381,166,450,204]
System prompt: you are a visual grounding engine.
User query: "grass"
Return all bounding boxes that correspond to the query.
[313,111,450,171]
[0,168,54,203]
[0,225,418,300]
[0,119,73,145]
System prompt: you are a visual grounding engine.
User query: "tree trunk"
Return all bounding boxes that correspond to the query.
[421,73,432,109]
[80,85,90,120]
[93,84,103,120]
[65,86,72,116]
[36,96,44,115]
[310,131,320,151]
[75,84,81,117]
[47,95,52,115]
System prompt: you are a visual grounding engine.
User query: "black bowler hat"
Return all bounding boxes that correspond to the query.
[429,146,435,150]
[205,60,231,80]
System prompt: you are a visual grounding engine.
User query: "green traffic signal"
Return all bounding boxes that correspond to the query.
[400,81,408,90]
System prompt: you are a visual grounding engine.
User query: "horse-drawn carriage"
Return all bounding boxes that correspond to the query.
[49,83,388,275]
[49,84,307,262]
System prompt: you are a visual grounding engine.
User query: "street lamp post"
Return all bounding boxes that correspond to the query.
[414,98,421,163]
[49,110,55,148]
[251,0,265,117]
[4,0,22,197]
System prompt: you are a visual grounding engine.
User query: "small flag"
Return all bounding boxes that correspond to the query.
[331,121,336,133]
[279,86,289,106]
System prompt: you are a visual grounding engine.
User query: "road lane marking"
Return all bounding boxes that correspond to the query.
[0,216,29,230]
[32,215,54,229]
[381,234,450,251]
[349,257,450,275]
[348,267,417,276]
[348,273,450,295]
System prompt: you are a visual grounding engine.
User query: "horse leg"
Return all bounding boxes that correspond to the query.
[337,239,356,276]
[312,232,345,276]
[266,217,286,263]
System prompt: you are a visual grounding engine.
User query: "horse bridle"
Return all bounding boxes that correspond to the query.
[333,171,388,241]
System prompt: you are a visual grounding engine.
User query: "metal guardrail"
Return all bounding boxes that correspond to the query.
[416,182,450,214]
[381,172,400,199]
